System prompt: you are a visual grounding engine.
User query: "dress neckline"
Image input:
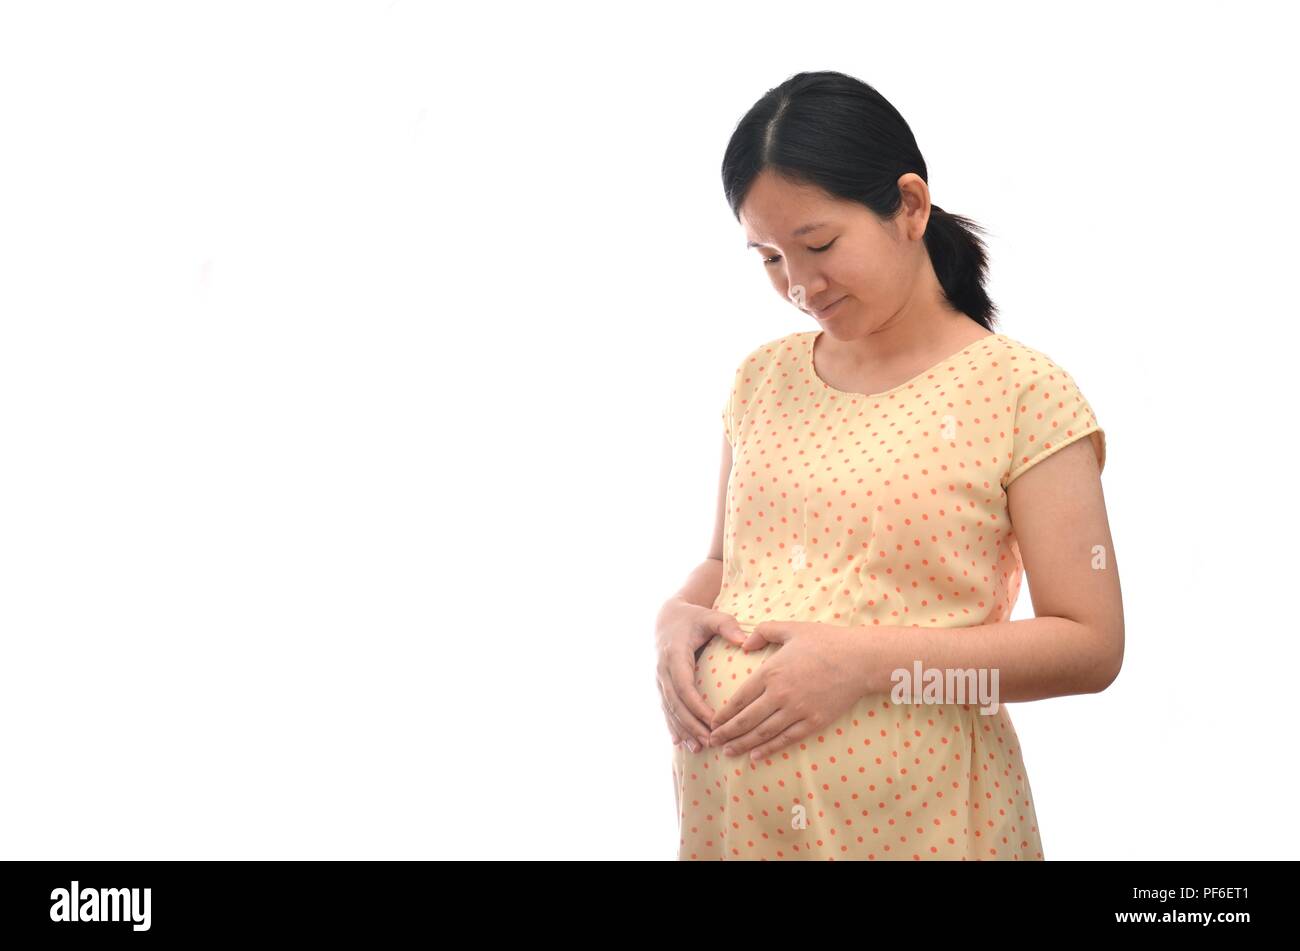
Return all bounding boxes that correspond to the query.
[806,330,1005,399]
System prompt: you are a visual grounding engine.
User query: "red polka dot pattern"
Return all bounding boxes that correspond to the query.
[671,330,1105,860]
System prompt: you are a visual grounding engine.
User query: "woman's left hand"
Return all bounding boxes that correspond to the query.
[708,620,875,761]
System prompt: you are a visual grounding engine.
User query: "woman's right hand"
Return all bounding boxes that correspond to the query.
[655,599,747,753]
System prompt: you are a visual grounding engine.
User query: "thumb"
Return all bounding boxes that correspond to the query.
[709,612,748,647]
[743,621,792,651]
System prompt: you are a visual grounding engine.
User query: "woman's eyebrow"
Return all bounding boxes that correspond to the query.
[745,221,828,249]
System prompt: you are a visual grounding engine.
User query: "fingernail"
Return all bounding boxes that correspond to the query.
[685,738,698,752]
[697,735,709,748]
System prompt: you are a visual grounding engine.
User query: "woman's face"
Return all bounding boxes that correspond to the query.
[739,169,932,334]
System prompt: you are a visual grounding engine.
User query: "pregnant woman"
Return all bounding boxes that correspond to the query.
[655,71,1124,860]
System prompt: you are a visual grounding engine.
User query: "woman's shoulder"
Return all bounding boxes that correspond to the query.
[728,330,808,374]
[990,331,1107,481]
[987,331,1087,384]
[986,333,1105,465]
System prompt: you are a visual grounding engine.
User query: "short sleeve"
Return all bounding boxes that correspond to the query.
[719,334,787,452]
[722,385,735,450]
[1004,359,1106,488]
[721,353,748,451]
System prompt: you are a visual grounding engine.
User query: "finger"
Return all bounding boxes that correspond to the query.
[663,700,711,754]
[660,697,686,748]
[655,676,684,740]
[663,687,712,746]
[712,613,749,647]
[709,664,766,731]
[655,677,691,743]
[742,719,811,763]
[751,621,796,647]
[668,649,717,731]
[658,670,712,745]
[712,695,785,752]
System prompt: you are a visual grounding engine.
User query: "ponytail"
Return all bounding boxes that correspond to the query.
[923,205,997,330]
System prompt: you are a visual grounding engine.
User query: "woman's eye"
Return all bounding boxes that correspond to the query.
[762,238,836,266]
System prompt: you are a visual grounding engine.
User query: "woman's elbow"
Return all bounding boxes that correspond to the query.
[1090,624,1125,693]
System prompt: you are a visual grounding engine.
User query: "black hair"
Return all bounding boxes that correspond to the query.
[722,70,997,331]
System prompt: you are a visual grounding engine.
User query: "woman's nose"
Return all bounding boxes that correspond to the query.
[788,281,824,310]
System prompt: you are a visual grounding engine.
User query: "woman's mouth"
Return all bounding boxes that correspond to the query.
[814,296,847,319]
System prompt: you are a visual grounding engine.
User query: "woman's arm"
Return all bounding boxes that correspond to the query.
[859,436,1124,701]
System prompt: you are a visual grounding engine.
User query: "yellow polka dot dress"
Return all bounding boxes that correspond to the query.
[672,329,1106,860]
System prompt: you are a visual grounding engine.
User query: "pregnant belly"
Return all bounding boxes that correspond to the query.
[692,632,978,784]
[693,634,779,713]
[695,633,884,733]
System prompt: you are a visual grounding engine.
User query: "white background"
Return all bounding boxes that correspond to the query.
[1,1,1296,860]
